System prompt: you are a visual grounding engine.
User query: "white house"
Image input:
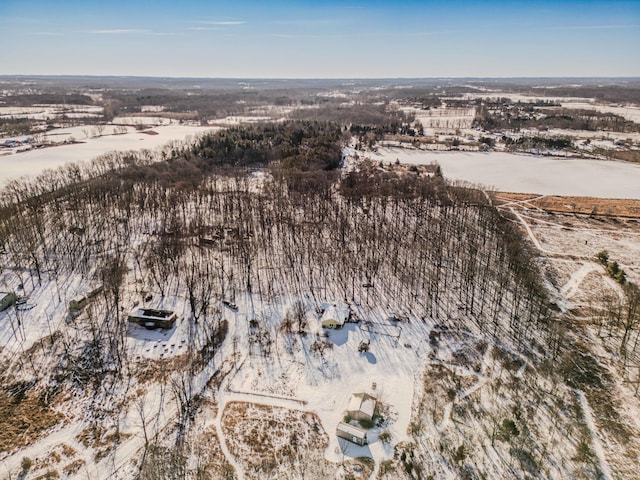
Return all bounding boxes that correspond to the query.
[347,393,376,422]
[320,302,349,329]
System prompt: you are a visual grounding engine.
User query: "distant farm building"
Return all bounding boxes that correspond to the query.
[128,308,177,329]
[336,421,368,446]
[69,296,88,311]
[0,292,17,311]
[347,393,376,422]
[321,302,349,329]
[69,286,103,311]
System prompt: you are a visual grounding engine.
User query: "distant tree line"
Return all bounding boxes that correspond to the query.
[475,104,640,133]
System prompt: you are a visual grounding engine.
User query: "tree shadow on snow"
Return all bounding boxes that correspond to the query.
[327,323,356,347]
[362,351,377,364]
[338,437,373,459]
[127,321,179,342]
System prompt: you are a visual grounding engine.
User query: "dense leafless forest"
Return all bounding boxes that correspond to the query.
[1,77,640,479]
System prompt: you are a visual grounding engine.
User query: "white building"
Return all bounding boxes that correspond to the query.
[320,302,349,329]
[336,421,368,446]
[347,393,376,422]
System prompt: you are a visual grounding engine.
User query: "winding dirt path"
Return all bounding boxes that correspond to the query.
[577,390,614,480]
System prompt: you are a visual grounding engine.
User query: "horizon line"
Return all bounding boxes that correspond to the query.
[1,74,640,81]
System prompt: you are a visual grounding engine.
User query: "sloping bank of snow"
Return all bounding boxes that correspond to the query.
[370,147,640,199]
[0,125,220,187]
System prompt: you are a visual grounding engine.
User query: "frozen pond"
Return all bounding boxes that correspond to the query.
[0,125,220,188]
[372,148,640,199]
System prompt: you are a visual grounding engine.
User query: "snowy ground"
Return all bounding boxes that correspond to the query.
[458,93,640,124]
[368,147,640,199]
[1,124,640,478]
[0,124,220,186]
[400,105,476,131]
[0,105,104,120]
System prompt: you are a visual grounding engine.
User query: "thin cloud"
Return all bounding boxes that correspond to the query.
[271,19,342,26]
[88,29,149,34]
[193,21,246,25]
[407,29,462,37]
[27,31,63,36]
[86,29,175,35]
[271,32,347,39]
[547,24,639,31]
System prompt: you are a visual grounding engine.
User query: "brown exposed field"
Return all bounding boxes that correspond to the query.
[222,402,335,480]
[0,384,64,454]
[492,192,640,218]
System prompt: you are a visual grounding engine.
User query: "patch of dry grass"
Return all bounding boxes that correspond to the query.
[0,383,64,454]
[76,423,130,462]
[189,426,236,480]
[222,402,334,479]
[494,192,640,218]
[134,354,191,383]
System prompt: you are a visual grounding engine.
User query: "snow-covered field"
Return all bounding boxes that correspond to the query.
[401,106,476,131]
[369,147,640,199]
[111,116,175,126]
[0,124,220,186]
[0,105,104,120]
[458,93,640,123]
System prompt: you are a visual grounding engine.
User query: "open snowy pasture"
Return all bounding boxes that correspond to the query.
[0,105,104,120]
[111,116,176,127]
[401,105,476,132]
[368,146,640,199]
[458,92,640,124]
[208,115,277,126]
[0,124,221,186]
[558,102,640,124]
[518,127,640,144]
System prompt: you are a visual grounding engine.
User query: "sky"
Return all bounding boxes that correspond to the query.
[0,0,639,78]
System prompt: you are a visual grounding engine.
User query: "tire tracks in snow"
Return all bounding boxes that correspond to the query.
[576,390,614,480]
[561,262,600,301]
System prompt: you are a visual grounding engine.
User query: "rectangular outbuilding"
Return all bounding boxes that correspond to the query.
[336,422,368,446]
[128,308,177,329]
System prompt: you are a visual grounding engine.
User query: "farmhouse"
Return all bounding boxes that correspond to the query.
[320,302,349,329]
[347,393,376,422]
[128,308,177,329]
[0,292,17,311]
[336,421,368,446]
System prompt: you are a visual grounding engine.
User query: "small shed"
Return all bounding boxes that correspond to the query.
[69,296,88,311]
[0,292,17,311]
[128,308,177,329]
[347,393,376,422]
[336,421,368,446]
[321,302,349,329]
[69,286,103,311]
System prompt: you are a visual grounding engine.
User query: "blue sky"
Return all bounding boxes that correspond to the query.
[0,0,639,78]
